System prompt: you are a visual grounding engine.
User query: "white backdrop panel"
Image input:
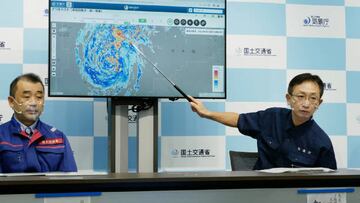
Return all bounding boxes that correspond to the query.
[160,136,225,171]
[0,28,23,63]
[330,136,348,168]
[286,4,345,38]
[346,39,360,71]
[227,35,286,69]
[347,103,360,136]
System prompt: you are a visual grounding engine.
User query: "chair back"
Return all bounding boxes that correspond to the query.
[229,150,258,171]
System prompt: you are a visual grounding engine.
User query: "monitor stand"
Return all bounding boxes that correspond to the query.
[108,98,158,173]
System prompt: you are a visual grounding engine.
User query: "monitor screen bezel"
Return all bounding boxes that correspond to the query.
[48,0,227,100]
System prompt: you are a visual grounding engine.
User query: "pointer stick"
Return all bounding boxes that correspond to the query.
[130,43,192,102]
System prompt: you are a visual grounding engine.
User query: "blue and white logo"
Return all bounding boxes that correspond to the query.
[304,17,311,25]
[303,16,329,27]
[170,148,215,158]
[235,47,276,57]
[170,149,179,156]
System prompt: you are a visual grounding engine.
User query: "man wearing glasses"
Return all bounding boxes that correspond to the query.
[0,73,77,173]
[189,73,337,170]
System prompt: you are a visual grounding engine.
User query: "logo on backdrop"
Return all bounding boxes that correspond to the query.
[323,82,336,91]
[303,16,329,27]
[0,114,3,124]
[44,8,49,16]
[0,41,10,50]
[170,148,215,158]
[235,47,276,57]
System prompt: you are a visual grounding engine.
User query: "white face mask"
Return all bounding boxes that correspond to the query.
[10,96,44,122]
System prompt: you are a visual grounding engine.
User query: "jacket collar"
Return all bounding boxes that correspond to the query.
[12,115,39,132]
[285,110,314,131]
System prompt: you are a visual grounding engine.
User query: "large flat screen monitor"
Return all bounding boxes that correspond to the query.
[49,0,226,99]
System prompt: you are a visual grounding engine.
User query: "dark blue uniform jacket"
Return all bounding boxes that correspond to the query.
[0,116,77,173]
[238,107,337,170]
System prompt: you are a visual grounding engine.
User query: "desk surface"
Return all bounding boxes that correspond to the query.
[1,169,360,194]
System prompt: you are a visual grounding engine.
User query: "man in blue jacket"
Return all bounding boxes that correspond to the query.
[0,73,77,173]
[189,73,337,170]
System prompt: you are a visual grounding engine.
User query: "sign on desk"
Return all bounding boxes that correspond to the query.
[307,193,345,203]
[298,188,354,203]
[45,196,90,203]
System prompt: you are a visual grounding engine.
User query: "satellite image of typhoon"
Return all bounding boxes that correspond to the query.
[75,24,156,96]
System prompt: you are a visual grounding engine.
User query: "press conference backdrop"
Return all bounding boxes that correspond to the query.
[1,0,360,172]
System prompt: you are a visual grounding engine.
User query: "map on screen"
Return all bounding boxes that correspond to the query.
[49,0,226,98]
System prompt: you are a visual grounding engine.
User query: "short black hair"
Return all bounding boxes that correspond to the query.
[9,73,45,97]
[288,73,324,98]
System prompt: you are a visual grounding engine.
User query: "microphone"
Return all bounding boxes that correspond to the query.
[130,42,192,102]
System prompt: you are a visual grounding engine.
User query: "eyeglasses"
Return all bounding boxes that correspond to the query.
[290,94,320,105]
